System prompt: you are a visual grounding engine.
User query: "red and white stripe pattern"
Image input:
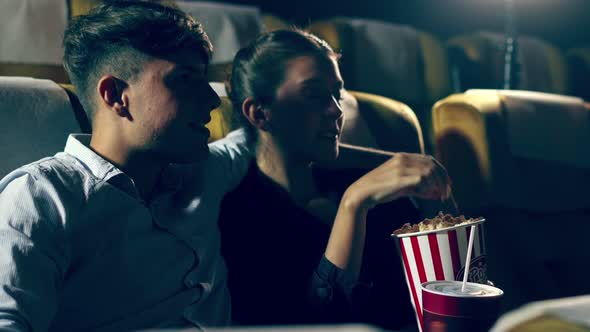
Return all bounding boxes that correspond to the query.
[396,223,486,332]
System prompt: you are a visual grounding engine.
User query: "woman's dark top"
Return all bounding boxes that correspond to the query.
[219,162,420,330]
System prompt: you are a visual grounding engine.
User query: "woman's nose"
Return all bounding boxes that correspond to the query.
[328,94,344,119]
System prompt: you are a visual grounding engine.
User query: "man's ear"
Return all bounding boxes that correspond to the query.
[241,96,271,131]
[97,75,131,120]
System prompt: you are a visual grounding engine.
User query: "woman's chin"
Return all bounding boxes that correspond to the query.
[312,146,339,163]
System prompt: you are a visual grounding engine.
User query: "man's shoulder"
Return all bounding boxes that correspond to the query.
[207,128,252,161]
[1,153,90,194]
[19,153,83,176]
[0,154,90,230]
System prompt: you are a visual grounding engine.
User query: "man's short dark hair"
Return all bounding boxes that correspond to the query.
[63,0,213,122]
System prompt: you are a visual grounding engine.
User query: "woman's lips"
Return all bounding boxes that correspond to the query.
[318,130,340,139]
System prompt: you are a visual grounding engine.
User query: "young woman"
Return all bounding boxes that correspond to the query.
[219,29,450,330]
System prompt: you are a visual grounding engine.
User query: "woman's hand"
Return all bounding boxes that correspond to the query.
[343,153,451,212]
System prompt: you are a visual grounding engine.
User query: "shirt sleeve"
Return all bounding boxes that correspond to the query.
[207,128,253,193]
[0,171,70,332]
[309,255,372,320]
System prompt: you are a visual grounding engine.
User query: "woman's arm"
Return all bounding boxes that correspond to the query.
[307,153,450,320]
[325,152,451,279]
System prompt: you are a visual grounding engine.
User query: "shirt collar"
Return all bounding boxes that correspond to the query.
[64,134,184,199]
[64,134,126,183]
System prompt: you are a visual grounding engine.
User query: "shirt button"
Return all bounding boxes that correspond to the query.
[185,277,196,288]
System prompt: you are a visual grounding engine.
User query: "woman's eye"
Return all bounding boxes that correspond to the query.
[308,93,330,101]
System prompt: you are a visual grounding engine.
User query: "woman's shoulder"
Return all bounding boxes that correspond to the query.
[219,162,297,229]
[224,162,290,200]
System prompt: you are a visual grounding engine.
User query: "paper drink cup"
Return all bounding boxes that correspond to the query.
[392,219,487,332]
[421,280,503,332]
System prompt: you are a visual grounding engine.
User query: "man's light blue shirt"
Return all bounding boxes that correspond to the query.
[0,130,250,331]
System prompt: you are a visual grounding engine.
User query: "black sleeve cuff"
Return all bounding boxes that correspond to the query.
[309,255,373,316]
[315,255,368,289]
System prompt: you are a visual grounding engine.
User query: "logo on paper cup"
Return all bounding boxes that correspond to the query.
[456,254,487,283]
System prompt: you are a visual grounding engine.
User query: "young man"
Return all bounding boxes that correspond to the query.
[0,1,250,330]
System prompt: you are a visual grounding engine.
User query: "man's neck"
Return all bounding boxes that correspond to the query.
[90,132,166,203]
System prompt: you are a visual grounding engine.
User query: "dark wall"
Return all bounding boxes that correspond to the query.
[210,0,590,49]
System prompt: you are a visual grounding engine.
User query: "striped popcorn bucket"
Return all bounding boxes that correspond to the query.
[392,219,487,332]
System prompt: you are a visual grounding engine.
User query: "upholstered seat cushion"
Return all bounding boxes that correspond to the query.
[433,89,590,211]
[433,89,590,312]
[0,77,82,178]
[175,1,263,65]
[448,32,568,94]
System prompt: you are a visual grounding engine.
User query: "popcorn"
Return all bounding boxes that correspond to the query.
[392,212,478,235]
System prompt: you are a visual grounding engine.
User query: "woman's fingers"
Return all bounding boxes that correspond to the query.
[352,153,453,209]
[396,156,450,200]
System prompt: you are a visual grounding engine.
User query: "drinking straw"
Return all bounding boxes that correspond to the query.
[462,225,477,292]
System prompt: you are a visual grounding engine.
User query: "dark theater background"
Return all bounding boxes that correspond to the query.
[213,0,590,48]
[1,0,589,331]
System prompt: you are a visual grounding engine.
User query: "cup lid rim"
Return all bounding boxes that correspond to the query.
[421,280,504,298]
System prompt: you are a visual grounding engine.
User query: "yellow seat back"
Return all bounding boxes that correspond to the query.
[448,32,568,94]
[567,47,590,100]
[433,89,590,312]
[262,14,290,32]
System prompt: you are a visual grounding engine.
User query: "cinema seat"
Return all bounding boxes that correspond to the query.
[262,14,290,32]
[566,47,590,101]
[68,0,179,16]
[0,0,69,82]
[432,89,590,313]
[448,32,569,94]
[0,63,70,83]
[0,77,90,178]
[307,18,452,152]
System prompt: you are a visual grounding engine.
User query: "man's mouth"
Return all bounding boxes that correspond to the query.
[189,122,210,136]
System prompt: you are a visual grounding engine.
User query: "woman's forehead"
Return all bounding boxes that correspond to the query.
[284,55,342,87]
